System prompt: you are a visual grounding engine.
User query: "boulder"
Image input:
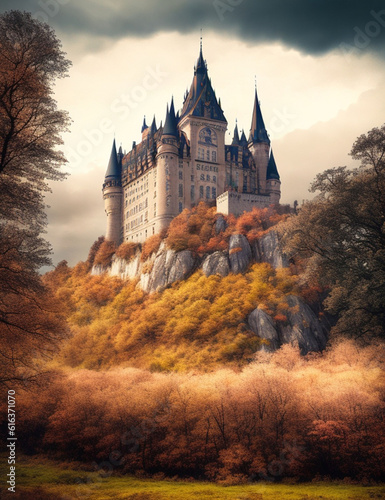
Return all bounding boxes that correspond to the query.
[229,234,252,274]
[202,252,230,277]
[141,245,196,293]
[248,308,280,351]
[253,231,289,268]
[278,295,328,354]
[215,215,228,234]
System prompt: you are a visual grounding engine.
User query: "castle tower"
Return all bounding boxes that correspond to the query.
[103,139,123,245]
[248,85,270,193]
[266,149,281,204]
[178,41,228,198]
[156,98,179,229]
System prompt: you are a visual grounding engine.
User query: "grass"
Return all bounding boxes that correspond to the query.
[1,454,385,499]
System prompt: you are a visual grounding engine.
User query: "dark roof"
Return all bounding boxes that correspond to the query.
[150,116,157,135]
[266,150,280,180]
[180,45,226,123]
[249,86,270,144]
[232,121,240,145]
[240,130,248,146]
[162,97,178,137]
[105,139,121,179]
[141,116,148,133]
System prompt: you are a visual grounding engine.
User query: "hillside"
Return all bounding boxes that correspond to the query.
[45,204,328,372]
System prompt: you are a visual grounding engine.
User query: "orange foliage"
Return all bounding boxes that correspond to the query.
[93,240,116,267]
[11,340,385,481]
[115,241,141,261]
[141,233,163,261]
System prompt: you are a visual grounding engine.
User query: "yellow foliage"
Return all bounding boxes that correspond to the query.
[48,261,301,372]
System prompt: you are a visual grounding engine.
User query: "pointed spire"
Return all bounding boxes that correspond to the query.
[249,84,270,144]
[141,115,148,133]
[266,149,280,180]
[162,97,178,137]
[240,129,248,146]
[150,115,157,135]
[232,120,240,145]
[180,41,226,123]
[105,139,121,179]
[196,33,206,73]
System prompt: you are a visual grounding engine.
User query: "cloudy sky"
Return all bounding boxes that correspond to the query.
[1,0,385,266]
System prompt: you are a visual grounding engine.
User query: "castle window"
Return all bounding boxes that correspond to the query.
[206,186,210,199]
[179,184,183,197]
[206,150,210,161]
[166,181,170,192]
[200,174,204,181]
[179,171,183,180]
[179,202,183,213]
[212,187,216,199]
[213,175,216,182]
[199,186,204,198]
[206,175,210,181]
[191,175,194,181]
[212,151,216,162]
[191,185,195,202]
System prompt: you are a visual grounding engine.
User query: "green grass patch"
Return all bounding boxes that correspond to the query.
[1,454,385,499]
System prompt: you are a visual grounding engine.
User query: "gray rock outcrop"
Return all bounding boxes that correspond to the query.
[140,245,196,293]
[253,231,289,268]
[279,295,328,354]
[202,252,230,277]
[215,215,228,234]
[248,308,280,351]
[229,234,252,273]
[248,295,328,354]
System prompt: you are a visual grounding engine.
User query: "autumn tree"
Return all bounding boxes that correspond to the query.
[0,11,71,388]
[280,124,385,340]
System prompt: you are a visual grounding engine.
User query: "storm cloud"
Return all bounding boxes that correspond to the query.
[1,0,385,57]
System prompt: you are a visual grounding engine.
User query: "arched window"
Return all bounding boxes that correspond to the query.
[206,186,210,199]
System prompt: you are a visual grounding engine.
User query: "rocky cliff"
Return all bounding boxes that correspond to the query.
[92,231,328,354]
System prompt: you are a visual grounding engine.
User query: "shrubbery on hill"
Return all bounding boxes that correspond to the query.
[13,340,385,482]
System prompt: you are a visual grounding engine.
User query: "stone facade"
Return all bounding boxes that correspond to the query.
[103,45,281,245]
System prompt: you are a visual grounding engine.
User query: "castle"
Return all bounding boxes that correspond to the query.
[103,43,281,245]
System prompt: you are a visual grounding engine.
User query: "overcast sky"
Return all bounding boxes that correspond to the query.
[1,0,385,266]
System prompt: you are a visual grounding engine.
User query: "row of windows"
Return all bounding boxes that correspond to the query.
[126,198,148,218]
[197,148,217,162]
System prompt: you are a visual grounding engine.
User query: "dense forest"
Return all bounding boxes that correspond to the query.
[1,10,385,490]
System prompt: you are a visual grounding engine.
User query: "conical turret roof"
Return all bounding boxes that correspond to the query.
[150,116,157,135]
[141,116,148,133]
[105,139,121,179]
[249,85,270,144]
[162,97,178,137]
[266,149,280,180]
[232,121,240,145]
